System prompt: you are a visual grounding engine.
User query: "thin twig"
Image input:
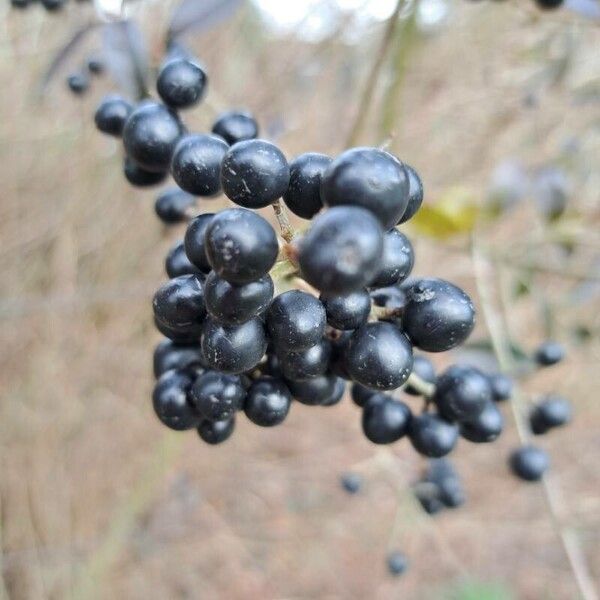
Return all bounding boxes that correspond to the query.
[471,233,598,600]
[272,199,296,244]
[345,0,406,147]
[403,372,435,399]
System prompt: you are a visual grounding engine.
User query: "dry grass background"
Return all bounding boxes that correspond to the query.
[0,1,599,599]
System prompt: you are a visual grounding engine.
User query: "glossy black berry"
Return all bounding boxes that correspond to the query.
[171,134,228,196]
[67,73,89,95]
[95,96,133,136]
[153,339,205,378]
[278,338,331,381]
[211,110,258,145]
[197,416,235,445]
[220,140,290,209]
[460,401,504,443]
[351,382,377,407]
[370,229,414,288]
[415,485,445,515]
[204,208,279,284]
[286,374,342,406]
[123,101,183,173]
[530,395,572,435]
[152,368,200,431]
[509,445,549,481]
[157,58,207,109]
[534,341,565,366]
[123,158,167,187]
[267,290,326,352]
[345,322,413,391]
[41,0,65,11]
[340,472,362,494]
[402,278,475,352]
[397,164,424,224]
[87,57,104,75]
[409,413,459,458]
[320,290,371,331]
[204,272,273,325]
[201,317,267,374]
[298,206,384,295]
[489,373,513,402]
[434,365,492,422]
[386,552,408,577]
[320,376,346,406]
[282,152,332,219]
[244,377,291,426]
[535,0,563,9]
[184,213,215,273]
[321,147,409,229]
[190,370,246,421]
[154,316,201,344]
[405,356,436,396]
[155,188,196,224]
[362,396,411,444]
[427,458,465,508]
[153,274,206,333]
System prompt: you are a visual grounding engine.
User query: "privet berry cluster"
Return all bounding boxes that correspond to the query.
[93,49,573,575]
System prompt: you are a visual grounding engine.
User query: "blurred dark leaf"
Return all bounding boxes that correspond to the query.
[102,20,149,101]
[39,23,98,94]
[167,0,243,43]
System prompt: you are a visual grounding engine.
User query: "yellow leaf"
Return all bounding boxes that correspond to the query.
[408,186,480,239]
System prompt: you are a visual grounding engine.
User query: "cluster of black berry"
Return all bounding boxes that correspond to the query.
[10,0,77,11]
[508,341,572,481]
[66,57,104,96]
[413,458,465,515]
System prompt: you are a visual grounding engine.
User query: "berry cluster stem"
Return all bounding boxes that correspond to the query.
[404,372,435,398]
[272,199,296,244]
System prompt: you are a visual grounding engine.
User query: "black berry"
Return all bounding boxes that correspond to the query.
[184,213,215,273]
[321,147,409,229]
[153,274,206,333]
[204,208,279,284]
[345,322,413,391]
[123,158,167,187]
[340,472,362,494]
[370,229,414,288]
[530,395,572,435]
[212,110,259,145]
[123,101,183,173]
[95,96,132,136]
[434,365,492,422]
[197,416,235,445]
[362,396,412,444]
[320,290,371,331]
[509,445,549,481]
[155,187,196,224]
[190,370,246,421]
[409,413,459,458]
[153,339,205,378]
[402,278,475,352]
[220,139,290,209]
[386,551,408,577]
[267,290,327,352]
[298,206,384,295]
[489,373,513,402]
[283,152,332,219]
[201,317,267,374]
[278,338,331,381]
[171,134,228,196]
[152,368,200,431]
[534,341,565,366]
[397,164,424,224]
[157,58,207,109]
[204,271,273,325]
[244,377,292,426]
[460,401,504,443]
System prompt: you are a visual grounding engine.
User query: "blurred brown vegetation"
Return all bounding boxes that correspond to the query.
[0,1,599,599]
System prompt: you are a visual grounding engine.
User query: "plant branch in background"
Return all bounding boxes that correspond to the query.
[471,233,598,600]
[345,0,406,147]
